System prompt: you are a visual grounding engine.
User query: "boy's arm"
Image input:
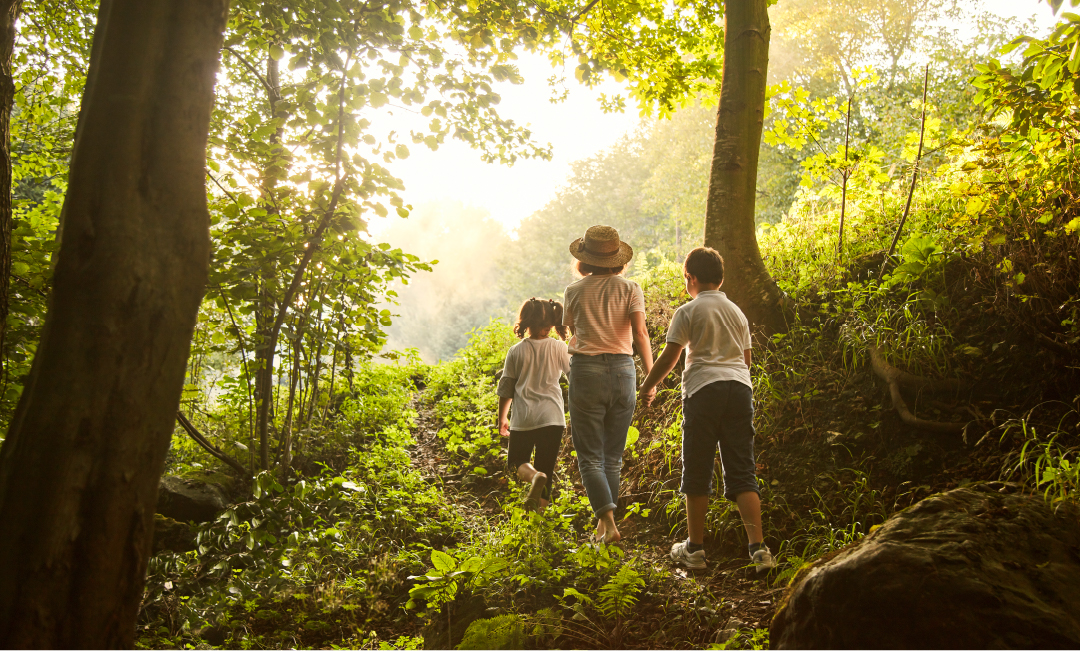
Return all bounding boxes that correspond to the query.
[744,349,751,369]
[497,397,512,437]
[638,342,684,408]
[630,311,653,374]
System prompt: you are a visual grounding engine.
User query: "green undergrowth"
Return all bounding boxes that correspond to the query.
[138,362,461,650]
[139,24,1080,647]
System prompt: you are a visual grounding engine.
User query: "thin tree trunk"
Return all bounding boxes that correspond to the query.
[0,0,227,646]
[255,281,273,470]
[0,0,20,378]
[838,95,852,258]
[342,315,354,392]
[703,0,787,335]
[253,49,352,469]
[302,304,325,431]
[320,340,338,430]
[280,333,300,478]
[880,64,930,281]
[254,51,284,472]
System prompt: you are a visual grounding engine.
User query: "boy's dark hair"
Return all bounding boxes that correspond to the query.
[573,260,627,277]
[514,298,569,340]
[684,247,724,285]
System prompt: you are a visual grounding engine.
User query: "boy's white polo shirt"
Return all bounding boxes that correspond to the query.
[666,290,752,398]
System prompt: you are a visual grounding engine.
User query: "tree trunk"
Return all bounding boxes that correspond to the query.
[280,333,300,479]
[0,0,21,377]
[0,0,227,647]
[703,0,788,335]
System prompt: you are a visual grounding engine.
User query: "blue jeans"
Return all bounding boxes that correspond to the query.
[568,354,636,516]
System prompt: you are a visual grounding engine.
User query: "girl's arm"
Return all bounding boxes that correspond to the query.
[497,397,512,437]
[638,342,683,407]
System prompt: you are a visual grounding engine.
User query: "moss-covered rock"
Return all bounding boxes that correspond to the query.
[772,485,1080,649]
[156,475,228,523]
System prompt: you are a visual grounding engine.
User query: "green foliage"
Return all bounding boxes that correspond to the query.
[1002,417,1080,504]
[457,614,526,650]
[425,320,517,470]
[595,564,645,620]
[139,362,458,649]
[710,627,770,650]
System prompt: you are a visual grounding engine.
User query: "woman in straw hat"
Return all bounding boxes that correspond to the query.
[563,225,654,543]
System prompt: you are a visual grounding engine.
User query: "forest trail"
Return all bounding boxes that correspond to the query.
[405,386,783,647]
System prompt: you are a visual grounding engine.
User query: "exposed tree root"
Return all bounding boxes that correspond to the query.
[868,346,968,434]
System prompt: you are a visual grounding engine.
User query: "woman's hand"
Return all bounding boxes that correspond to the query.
[638,385,657,408]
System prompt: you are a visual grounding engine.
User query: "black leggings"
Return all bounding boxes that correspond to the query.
[507,425,564,501]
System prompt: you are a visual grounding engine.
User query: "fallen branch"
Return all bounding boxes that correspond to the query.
[868,346,967,434]
[1033,330,1077,361]
[176,411,250,478]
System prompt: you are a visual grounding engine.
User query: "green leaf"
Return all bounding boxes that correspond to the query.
[431,549,456,573]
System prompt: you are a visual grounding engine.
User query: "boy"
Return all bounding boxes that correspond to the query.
[638,247,775,572]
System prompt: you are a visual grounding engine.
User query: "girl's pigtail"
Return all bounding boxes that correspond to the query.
[514,299,536,339]
[550,300,569,340]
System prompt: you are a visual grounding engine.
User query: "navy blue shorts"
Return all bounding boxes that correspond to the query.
[681,380,759,501]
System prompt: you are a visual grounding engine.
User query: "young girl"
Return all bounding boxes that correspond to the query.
[496,298,571,511]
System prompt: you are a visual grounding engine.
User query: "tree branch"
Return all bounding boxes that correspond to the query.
[223,46,276,98]
[176,411,250,478]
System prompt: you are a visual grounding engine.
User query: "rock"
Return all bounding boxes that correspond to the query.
[771,486,1080,649]
[714,618,745,644]
[152,514,195,554]
[157,475,227,523]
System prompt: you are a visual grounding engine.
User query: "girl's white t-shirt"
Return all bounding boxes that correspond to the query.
[496,337,571,431]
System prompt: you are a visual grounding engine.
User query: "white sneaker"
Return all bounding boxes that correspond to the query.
[671,540,707,570]
[751,546,776,572]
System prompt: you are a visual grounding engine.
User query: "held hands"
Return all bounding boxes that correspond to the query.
[637,384,657,409]
[498,417,510,438]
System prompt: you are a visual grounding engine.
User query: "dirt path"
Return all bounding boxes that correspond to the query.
[405,389,780,645]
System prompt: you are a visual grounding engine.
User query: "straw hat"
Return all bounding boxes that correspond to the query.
[568,225,634,267]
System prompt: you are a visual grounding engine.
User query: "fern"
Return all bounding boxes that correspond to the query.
[597,564,645,620]
[457,614,526,650]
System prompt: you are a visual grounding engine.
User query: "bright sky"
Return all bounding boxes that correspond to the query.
[376,53,639,236]
[376,0,1059,236]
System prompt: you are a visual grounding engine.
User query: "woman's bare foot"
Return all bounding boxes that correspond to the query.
[595,528,621,544]
[595,514,621,543]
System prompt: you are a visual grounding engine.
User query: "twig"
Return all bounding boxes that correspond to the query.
[223,46,277,99]
[879,64,930,282]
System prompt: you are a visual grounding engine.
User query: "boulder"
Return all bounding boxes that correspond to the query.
[771,485,1080,649]
[157,475,227,523]
[152,514,196,554]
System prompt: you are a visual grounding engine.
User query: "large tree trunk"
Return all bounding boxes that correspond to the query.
[0,0,227,647]
[703,0,788,335]
[0,0,20,377]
